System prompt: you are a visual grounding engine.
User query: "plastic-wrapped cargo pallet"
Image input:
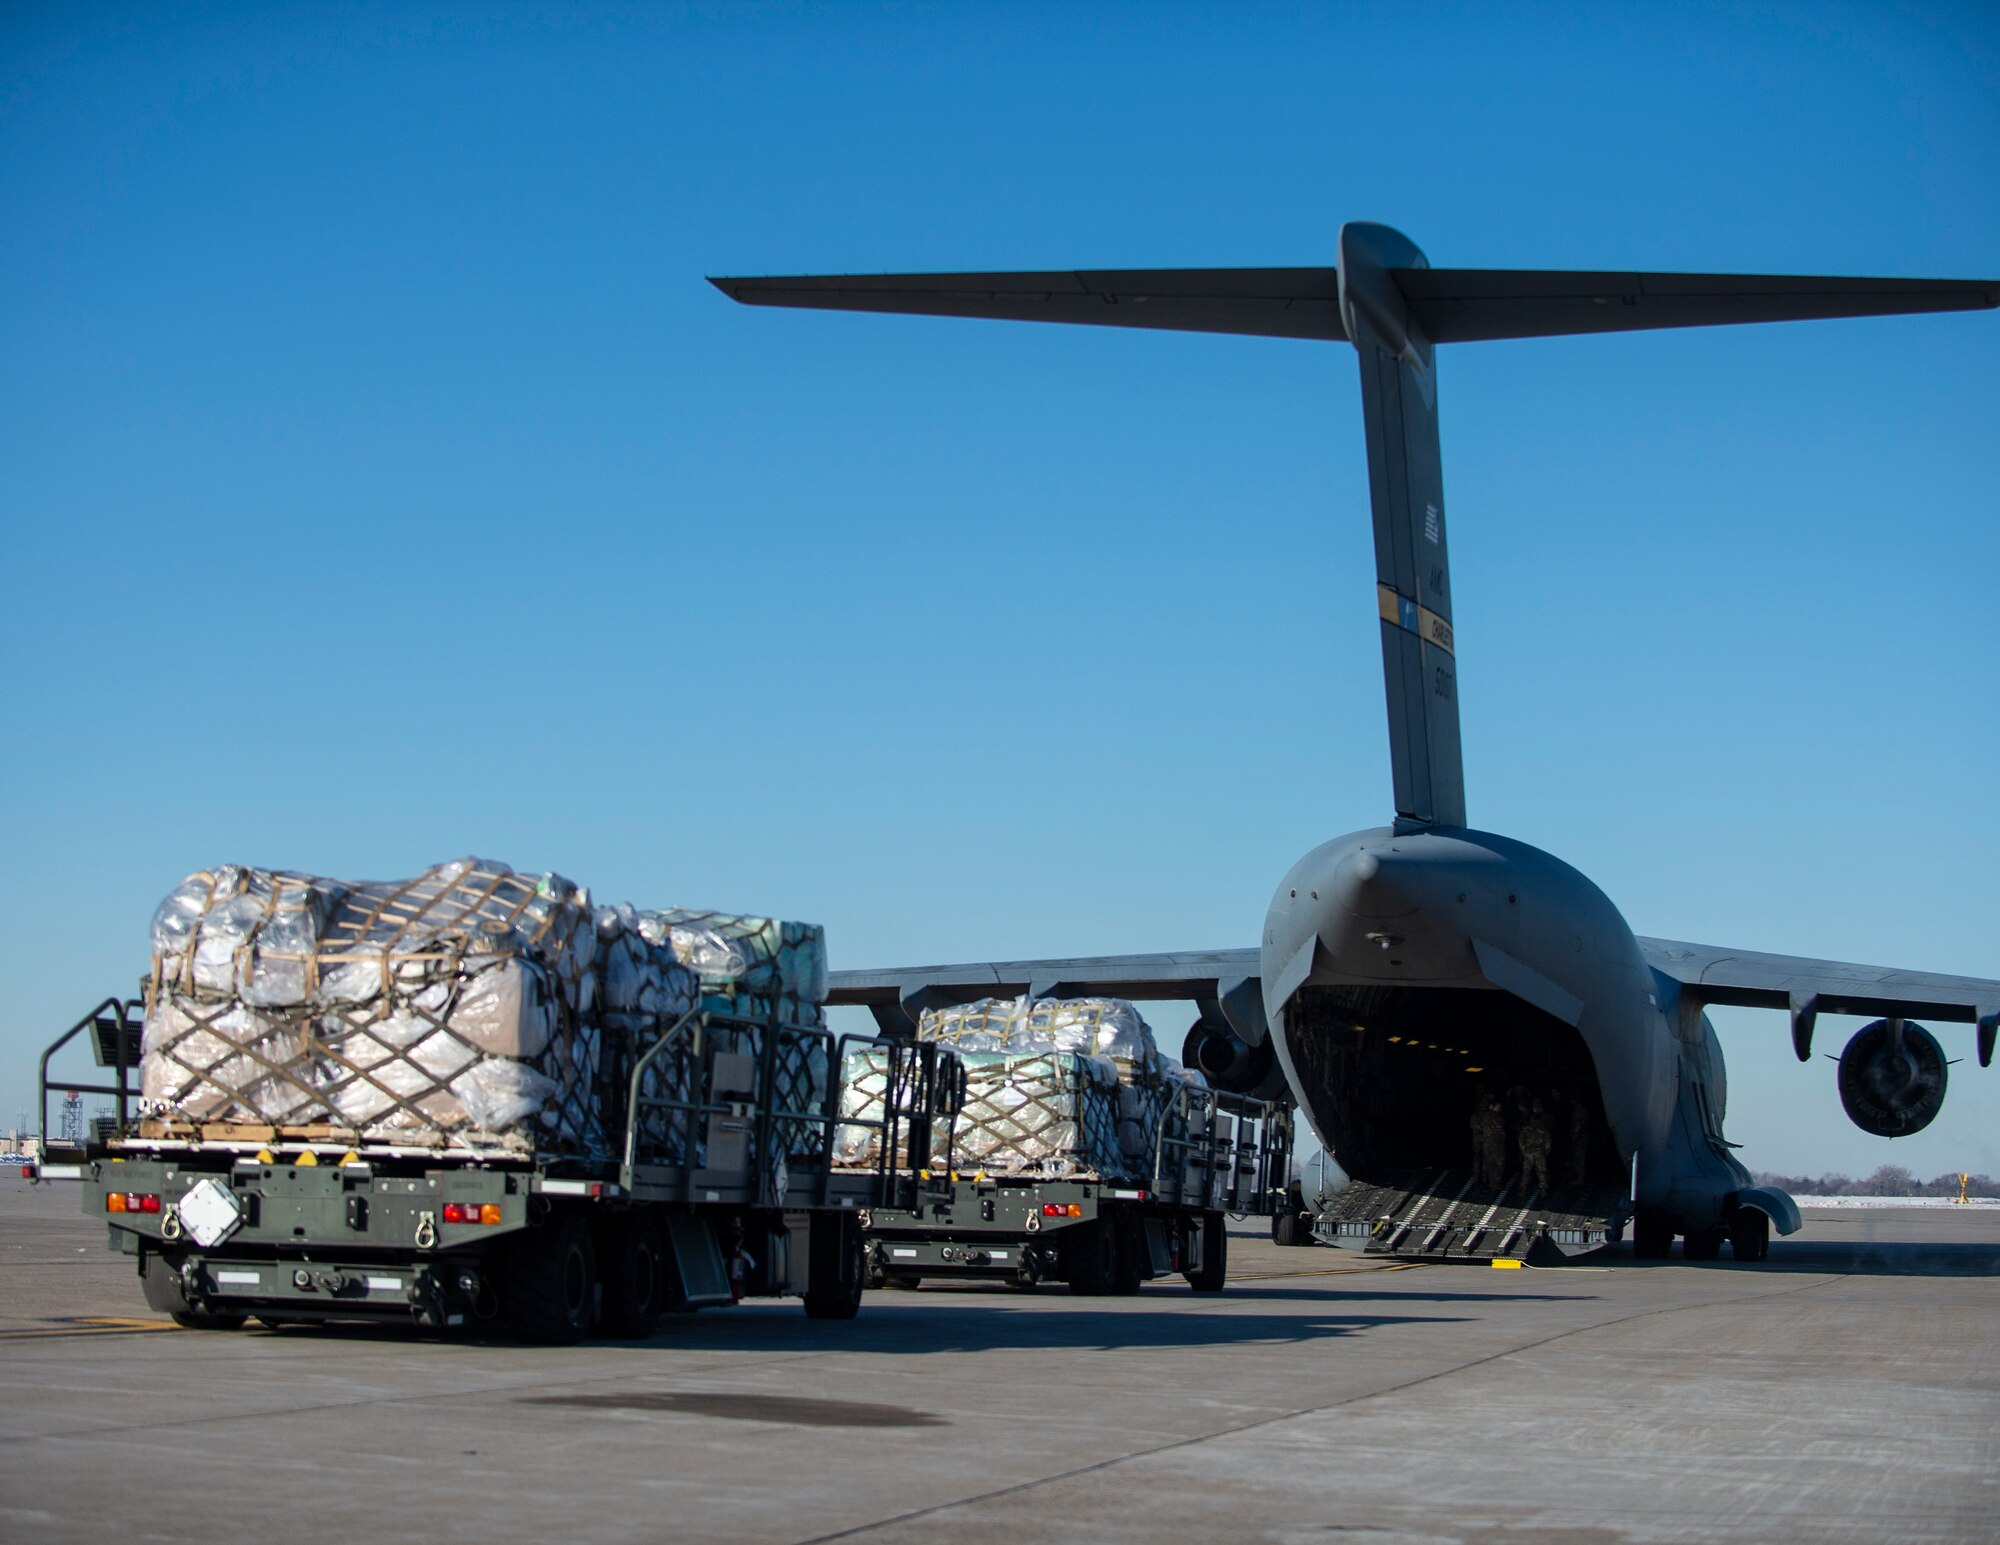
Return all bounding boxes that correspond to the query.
[836,996,1202,1179]
[138,857,828,1159]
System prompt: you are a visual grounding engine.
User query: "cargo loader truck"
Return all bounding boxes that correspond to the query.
[862,1072,1291,1294]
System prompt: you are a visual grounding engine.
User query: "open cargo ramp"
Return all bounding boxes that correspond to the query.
[1315,1169,1629,1263]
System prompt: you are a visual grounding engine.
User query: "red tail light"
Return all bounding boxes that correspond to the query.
[107,1192,160,1214]
[443,1202,502,1225]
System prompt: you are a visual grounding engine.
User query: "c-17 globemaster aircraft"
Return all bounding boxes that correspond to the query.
[713,225,2000,1263]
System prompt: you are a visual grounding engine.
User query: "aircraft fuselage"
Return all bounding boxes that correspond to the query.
[1261,827,1746,1232]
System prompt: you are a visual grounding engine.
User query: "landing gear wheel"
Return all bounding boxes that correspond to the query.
[1631,1210,1674,1260]
[1109,1213,1144,1296]
[1729,1209,1771,1263]
[1682,1226,1724,1262]
[504,1213,597,1344]
[599,1217,669,1338]
[1185,1210,1228,1293]
[803,1211,865,1320]
[141,1254,247,1330]
[1272,1210,1303,1247]
[1060,1220,1115,1296]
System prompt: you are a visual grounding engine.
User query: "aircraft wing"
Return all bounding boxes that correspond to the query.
[1638,936,2000,1066]
[828,948,1260,1037]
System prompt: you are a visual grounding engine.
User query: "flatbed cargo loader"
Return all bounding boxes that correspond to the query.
[36,995,961,1341]
[861,1075,1291,1294]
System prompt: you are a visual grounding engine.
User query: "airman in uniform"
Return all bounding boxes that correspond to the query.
[1567,1089,1593,1186]
[1518,1096,1554,1196]
[1469,1091,1509,1188]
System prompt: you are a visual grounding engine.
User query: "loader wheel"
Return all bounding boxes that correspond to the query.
[171,1310,249,1331]
[504,1213,596,1344]
[1186,1210,1228,1293]
[1272,1209,1302,1247]
[599,1217,669,1339]
[141,1254,246,1330]
[1730,1210,1770,1263]
[1060,1220,1115,1296]
[803,1212,865,1320]
[1109,1212,1144,1295]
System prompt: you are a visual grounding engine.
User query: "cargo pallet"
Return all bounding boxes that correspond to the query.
[862,1082,1291,1294]
[35,996,960,1341]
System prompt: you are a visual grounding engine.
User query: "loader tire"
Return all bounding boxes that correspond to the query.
[599,1216,669,1339]
[803,1212,865,1320]
[1186,1210,1228,1293]
[142,1253,246,1330]
[504,1213,596,1344]
[1060,1220,1115,1296]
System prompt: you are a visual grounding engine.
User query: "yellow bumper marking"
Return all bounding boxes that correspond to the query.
[1491,1258,1525,1269]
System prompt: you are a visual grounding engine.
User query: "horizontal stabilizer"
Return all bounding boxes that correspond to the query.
[1404,269,1999,343]
[711,269,1345,341]
[713,267,1997,346]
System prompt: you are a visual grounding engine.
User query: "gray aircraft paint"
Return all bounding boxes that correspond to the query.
[717,229,1999,1243]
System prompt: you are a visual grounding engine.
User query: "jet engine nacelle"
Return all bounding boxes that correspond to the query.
[1183,1017,1286,1101]
[1837,1018,1948,1138]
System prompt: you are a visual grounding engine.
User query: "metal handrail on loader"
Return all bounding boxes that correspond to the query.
[1153,1083,1292,1214]
[813,1032,964,1212]
[619,1003,705,1193]
[37,996,142,1158]
[619,1002,961,1211]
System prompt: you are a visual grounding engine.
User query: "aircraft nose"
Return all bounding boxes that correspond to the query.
[1332,848,1420,918]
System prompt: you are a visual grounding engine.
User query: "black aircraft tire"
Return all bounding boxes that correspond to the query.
[1682,1226,1724,1262]
[599,1217,669,1339]
[504,1213,597,1344]
[803,1212,866,1321]
[1729,1210,1771,1263]
[1186,1211,1228,1293]
[1272,1210,1301,1247]
[1061,1220,1116,1296]
[1631,1211,1674,1260]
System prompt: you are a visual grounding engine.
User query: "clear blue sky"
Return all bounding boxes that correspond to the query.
[3,1,1994,1178]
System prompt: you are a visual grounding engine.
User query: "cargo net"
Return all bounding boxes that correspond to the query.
[138,859,827,1158]
[897,997,1207,1180]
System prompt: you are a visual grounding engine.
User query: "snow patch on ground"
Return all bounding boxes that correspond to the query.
[1793,1195,2000,1209]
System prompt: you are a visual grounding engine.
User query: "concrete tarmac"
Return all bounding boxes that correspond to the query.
[1,1177,1994,1544]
